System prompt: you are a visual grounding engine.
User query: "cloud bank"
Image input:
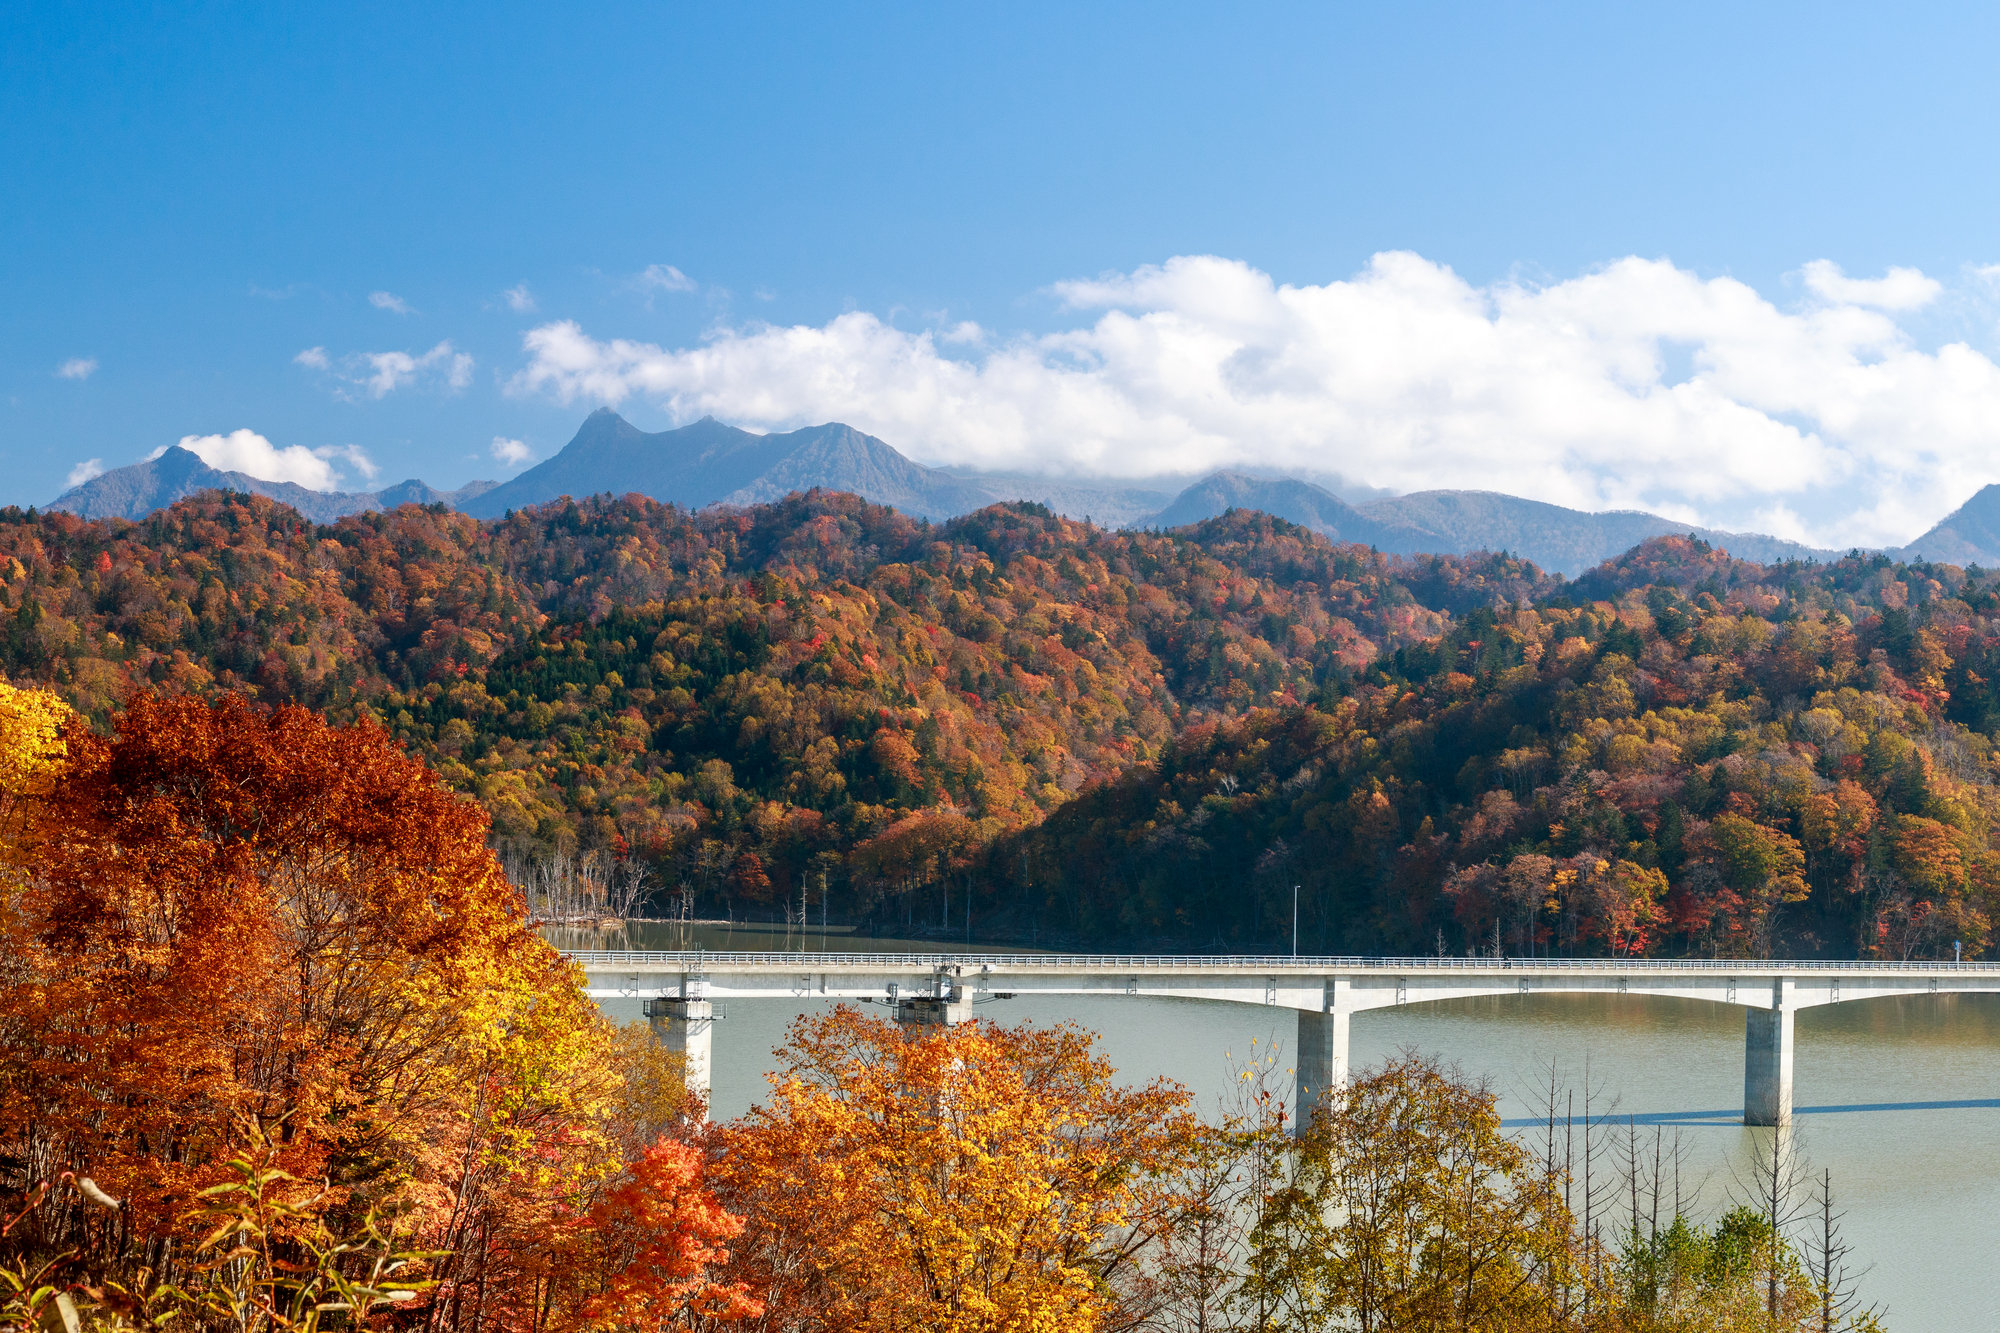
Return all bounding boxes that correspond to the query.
[56,357,98,380]
[510,252,2000,548]
[151,430,376,491]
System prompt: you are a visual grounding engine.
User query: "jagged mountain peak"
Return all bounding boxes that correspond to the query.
[463,415,988,520]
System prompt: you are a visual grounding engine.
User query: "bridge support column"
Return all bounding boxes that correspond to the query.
[896,972,974,1031]
[896,995,974,1029]
[648,997,715,1119]
[1744,979,1795,1127]
[1295,978,1352,1136]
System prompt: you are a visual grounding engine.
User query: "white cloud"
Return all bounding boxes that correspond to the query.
[357,341,473,398]
[314,443,380,482]
[1800,260,1941,311]
[636,264,696,295]
[370,290,415,315]
[503,284,537,313]
[298,341,474,399]
[508,252,2000,549]
[65,458,104,487]
[490,436,533,467]
[153,429,354,490]
[1746,501,1814,545]
[56,357,98,380]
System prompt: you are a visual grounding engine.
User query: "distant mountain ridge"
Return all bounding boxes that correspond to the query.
[460,410,1170,524]
[1358,490,1839,571]
[45,410,2000,574]
[468,413,1852,573]
[1148,472,1401,547]
[464,413,1002,522]
[47,446,496,523]
[1145,471,1839,575]
[1891,484,2000,567]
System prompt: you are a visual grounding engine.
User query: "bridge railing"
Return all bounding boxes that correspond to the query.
[562,951,2000,972]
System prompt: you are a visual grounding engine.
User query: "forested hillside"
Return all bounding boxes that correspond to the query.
[0,490,1541,924]
[3,485,1997,958]
[994,539,2000,957]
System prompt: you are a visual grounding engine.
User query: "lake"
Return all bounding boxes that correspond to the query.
[575,923,2000,1329]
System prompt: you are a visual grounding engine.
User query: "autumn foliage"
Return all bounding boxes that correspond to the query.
[693,1019,1878,1333]
[709,1008,1206,1333]
[0,490,1545,929]
[999,545,2000,958]
[1244,1056,1593,1331]
[588,1139,763,1328]
[7,489,2000,959]
[0,679,1890,1333]
[0,684,748,1331]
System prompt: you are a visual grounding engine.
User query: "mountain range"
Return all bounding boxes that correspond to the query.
[49,444,497,525]
[46,409,2000,574]
[459,411,1182,527]
[1154,472,1847,573]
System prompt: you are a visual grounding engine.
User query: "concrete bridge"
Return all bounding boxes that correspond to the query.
[566,951,2000,1130]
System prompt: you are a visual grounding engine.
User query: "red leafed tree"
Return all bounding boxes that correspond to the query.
[588,1138,763,1329]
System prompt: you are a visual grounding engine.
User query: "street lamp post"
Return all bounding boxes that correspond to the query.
[1292,884,1300,958]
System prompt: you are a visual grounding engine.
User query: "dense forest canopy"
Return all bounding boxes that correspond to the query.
[1,485,1996,958]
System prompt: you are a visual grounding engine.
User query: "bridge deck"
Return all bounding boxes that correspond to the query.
[567,951,2000,1017]
[569,952,1996,1129]
[565,950,1992,974]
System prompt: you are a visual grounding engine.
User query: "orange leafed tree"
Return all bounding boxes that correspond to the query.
[0,686,746,1332]
[2,690,553,1235]
[710,1007,1208,1333]
[588,1139,764,1328]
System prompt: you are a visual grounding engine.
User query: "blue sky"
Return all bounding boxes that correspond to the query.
[8,1,2000,545]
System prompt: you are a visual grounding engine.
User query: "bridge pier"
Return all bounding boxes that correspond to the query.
[1294,978,1352,1136]
[647,974,715,1119]
[896,995,974,1029]
[894,971,974,1031]
[1743,979,1795,1126]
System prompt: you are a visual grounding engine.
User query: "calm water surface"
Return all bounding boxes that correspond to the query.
[576,926,2000,1329]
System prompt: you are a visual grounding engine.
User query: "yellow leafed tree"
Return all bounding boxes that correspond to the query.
[0,678,73,863]
[712,1008,1208,1333]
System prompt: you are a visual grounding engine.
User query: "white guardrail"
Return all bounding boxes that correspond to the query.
[561,951,1998,972]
